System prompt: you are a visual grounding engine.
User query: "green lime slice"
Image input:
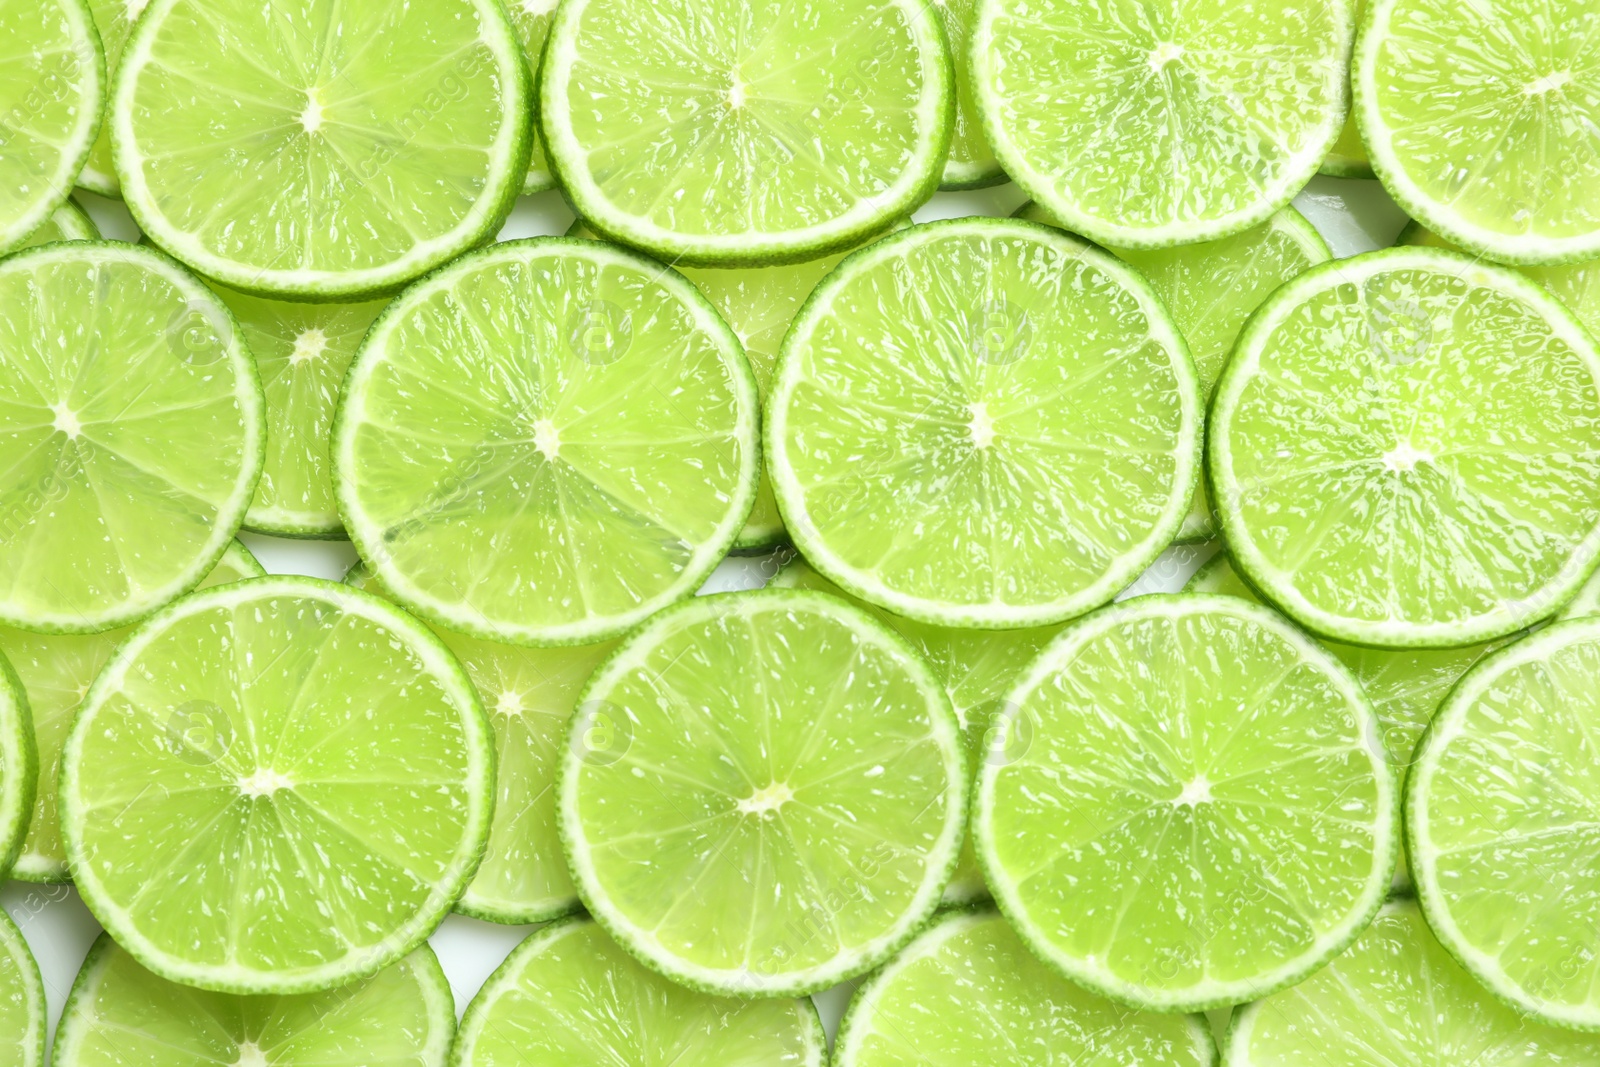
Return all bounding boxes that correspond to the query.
[971,0,1351,248]
[54,934,456,1066]
[0,242,264,633]
[539,0,951,267]
[111,0,532,300]
[1017,201,1329,542]
[452,916,827,1067]
[773,555,1064,903]
[974,594,1397,1012]
[936,0,1004,190]
[559,588,965,997]
[60,575,494,994]
[0,649,35,879]
[77,0,139,197]
[1409,616,1600,1030]
[1320,0,1372,178]
[0,0,103,256]
[347,561,608,925]
[0,911,45,1067]
[1211,246,1600,649]
[767,216,1202,629]
[335,238,759,648]
[1561,567,1600,622]
[215,286,388,539]
[835,908,1217,1067]
[3,539,260,883]
[1356,0,1600,266]
[508,0,558,196]
[18,198,99,251]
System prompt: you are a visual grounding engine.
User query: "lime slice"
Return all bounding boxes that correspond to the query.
[0,911,45,1067]
[335,238,759,648]
[767,217,1202,629]
[1409,615,1600,1030]
[347,561,608,925]
[60,575,494,994]
[1017,201,1329,541]
[508,0,558,196]
[112,0,532,300]
[1561,567,1600,622]
[936,0,1004,190]
[1320,0,1372,178]
[1210,246,1600,649]
[835,908,1217,1067]
[77,0,139,196]
[453,916,827,1066]
[54,935,456,1066]
[559,588,965,996]
[0,241,264,633]
[1355,0,1600,266]
[3,540,261,883]
[0,649,35,879]
[17,198,98,251]
[971,0,1351,248]
[215,286,388,539]
[0,0,103,256]
[1226,898,1600,1064]
[974,594,1396,1012]
[539,0,951,267]
[773,555,1064,903]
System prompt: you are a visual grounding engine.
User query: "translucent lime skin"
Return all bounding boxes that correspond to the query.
[508,0,559,195]
[78,0,138,196]
[0,649,36,882]
[451,917,827,1067]
[1320,0,1372,177]
[935,0,1005,190]
[17,199,98,250]
[0,911,46,1067]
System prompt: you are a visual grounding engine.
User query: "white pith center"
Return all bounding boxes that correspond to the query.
[534,419,561,460]
[238,769,293,798]
[51,403,81,439]
[1148,41,1184,71]
[521,0,557,13]
[968,402,996,450]
[299,89,325,133]
[289,328,327,365]
[1525,71,1571,96]
[1174,774,1212,808]
[1382,440,1433,473]
[123,0,149,18]
[233,1042,268,1067]
[495,690,524,717]
[738,781,793,817]
[727,76,747,109]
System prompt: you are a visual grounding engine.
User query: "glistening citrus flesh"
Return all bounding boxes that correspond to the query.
[559,589,966,997]
[767,217,1202,630]
[0,911,45,1067]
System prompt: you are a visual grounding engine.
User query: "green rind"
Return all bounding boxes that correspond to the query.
[0,911,46,1067]
[18,199,100,251]
[1209,245,1600,649]
[935,0,1005,191]
[0,651,38,881]
[58,574,496,995]
[509,0,559,196]
[558,587,967,998]
[1561,567,1600,622]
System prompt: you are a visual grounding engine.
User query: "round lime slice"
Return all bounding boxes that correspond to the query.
[112,0,532,299]
[77,0,139,196]
[971,0,1351,248]
[1561,568,1600,622]
[216,286,388,539]
[1017,200,1329,541]
[540,0,951,267]
[335,238,759,648]
[1227,898,1600,1063]
[3,539,261,883]
[452,916,827,1066]
[60,575,494,994]
[773,555,1064,903]
[1356,0,1600,266]
[1410,615,1600,1030]
[975,594,1396,1012]
[559,588,965,997]
[18,198,98,251]
[509,0,558,196]
[835,909,1217,1067]
[0,0,103,256]
[937,0,1004,190]
[0,911,45,1067]
[54,935,456,1066]
[1211,246,1600,649]
[347,561,609,925]
[0,241,264,633]
[767,216,1201,629]
[0,649,35,880]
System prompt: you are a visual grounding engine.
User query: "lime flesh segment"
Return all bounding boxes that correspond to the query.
[1017,201,1329,541]
[509,0,558,195]
[453,916,826,1067]
[539,0,951,267]
[1210,246,1600,649]
[218,287,387,539]
[1356,0,1600,265]
[112,0,531,299]
[60,576,494,995]
[768,217,1202,629]
[348,562,609,925]
[0,0,103,255]
[835,909,1216,1067]
[335,238,759,648]
[972,0,1351,248]
[1409,616,1600,1031]
[0,648,35,879]
[18,198,99,250]
[0,912,46,1067]
[975,595,1396,1012]
[55,935,456,1067]
[773,555,1064,903]
[78,0,137,196]
[1227,898,1600,1064]
[936,0,1004,190]
[3,540,261,883]
[0,242,264,633]
[560,589,966,996]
